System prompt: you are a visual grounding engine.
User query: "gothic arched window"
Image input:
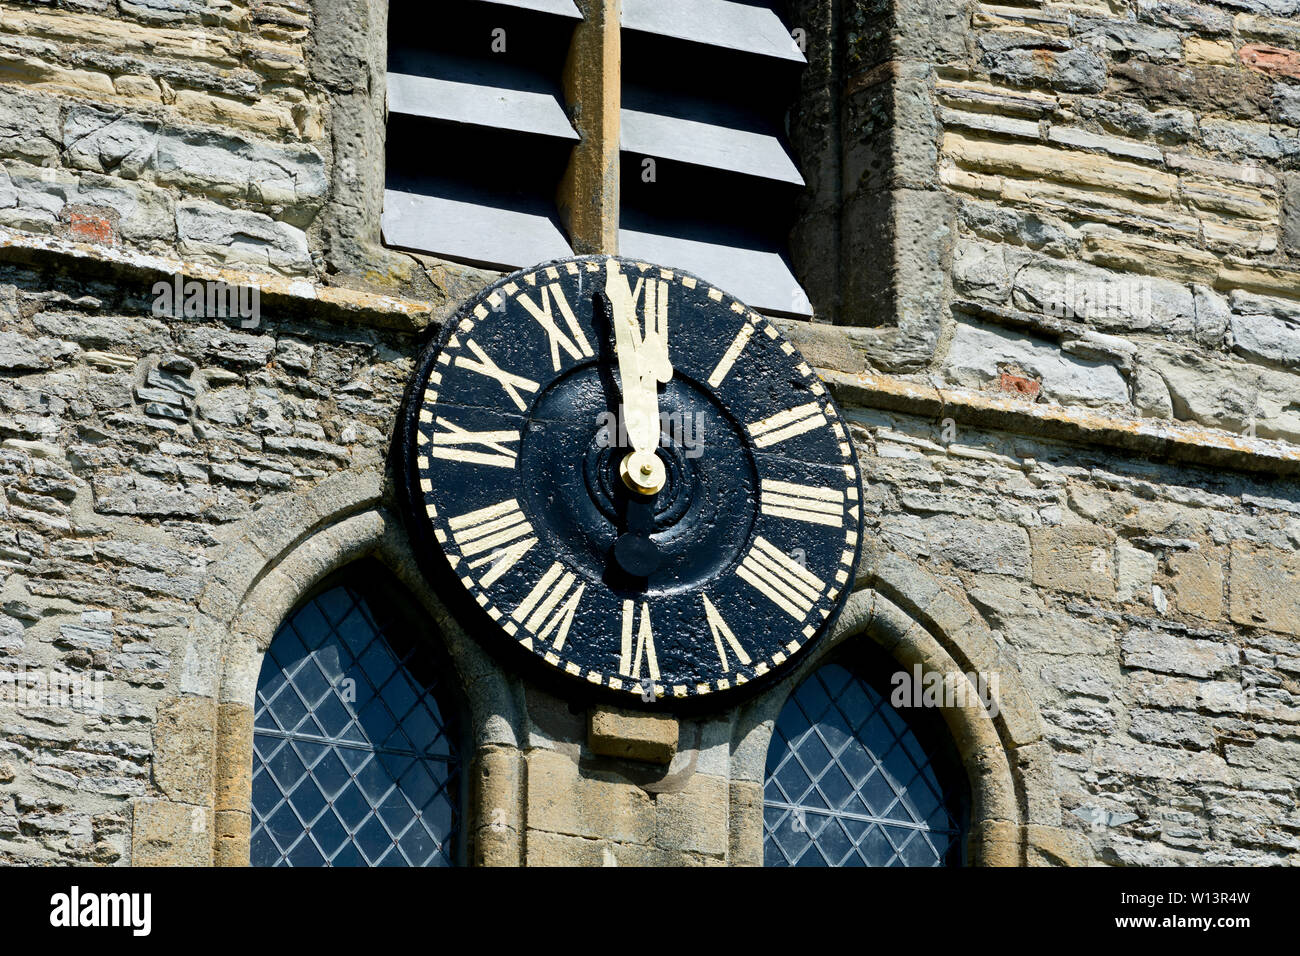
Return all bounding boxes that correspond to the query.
[250,565,464,866]
[764,645,969,867]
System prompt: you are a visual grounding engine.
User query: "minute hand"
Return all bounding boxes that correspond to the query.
[605,261,672,494]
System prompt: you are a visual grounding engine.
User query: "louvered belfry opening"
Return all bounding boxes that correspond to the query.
[381,0,812,318]
[618,0,810,317]
[383,0,581,270]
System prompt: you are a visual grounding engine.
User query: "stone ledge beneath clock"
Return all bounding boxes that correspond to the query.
[824,370,1300,478]
[588,706,679,765]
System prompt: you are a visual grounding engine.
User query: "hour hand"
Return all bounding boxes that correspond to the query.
[639,274,674,388]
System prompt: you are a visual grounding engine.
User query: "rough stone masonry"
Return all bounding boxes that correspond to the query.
[0,0,1298,866]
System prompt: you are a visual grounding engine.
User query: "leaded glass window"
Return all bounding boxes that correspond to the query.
[251,572,462,866]
[764,653,968,867]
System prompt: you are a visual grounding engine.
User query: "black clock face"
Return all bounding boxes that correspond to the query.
[398,256,863,711]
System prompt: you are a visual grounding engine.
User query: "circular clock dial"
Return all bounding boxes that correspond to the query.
[399,256,864,709]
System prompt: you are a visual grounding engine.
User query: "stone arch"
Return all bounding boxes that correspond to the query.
[730,547,1084,867]
[162,469,525,866]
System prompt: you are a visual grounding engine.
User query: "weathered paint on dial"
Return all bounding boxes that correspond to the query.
[398,255,864,711]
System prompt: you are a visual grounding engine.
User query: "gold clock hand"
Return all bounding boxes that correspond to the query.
[605,260,667,495]
[640,276,674,387]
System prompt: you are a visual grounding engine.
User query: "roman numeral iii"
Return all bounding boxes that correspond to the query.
[512,562,585,650]
[736,536,826,620]
[746,402,827,448]
[448,499,536,587]
[760,479,845,527]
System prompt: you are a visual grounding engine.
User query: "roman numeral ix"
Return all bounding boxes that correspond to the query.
[427,417,519,469]
[760,479,845,528]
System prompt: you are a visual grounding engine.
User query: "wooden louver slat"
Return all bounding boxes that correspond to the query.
[621,0,805,62]
[383,190,573,272]
[621,107,803,185]
[383,1,579,269]
[387,60,578,141]
[474,0,582,19]
[619,227,812,318]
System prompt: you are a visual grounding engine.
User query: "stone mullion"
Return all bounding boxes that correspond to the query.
[557,0,621,255]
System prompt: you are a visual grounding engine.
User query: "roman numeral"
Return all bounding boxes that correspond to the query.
[737,536,825,621]
[455,339,539,412]
[516,283,593,372]
[511,562,585,650]
[747,402,827,448]
[619,600,659,682]
[760,479,845,528]
[428,417,519,468]
[707,323,754,387]
[703,594,750,671]
[448,498,536,587]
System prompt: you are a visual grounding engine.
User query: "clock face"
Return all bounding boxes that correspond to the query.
[399,255,863,711]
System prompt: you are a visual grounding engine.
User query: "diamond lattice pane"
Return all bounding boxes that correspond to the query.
[251,584,459,867]
[763,662,962,867]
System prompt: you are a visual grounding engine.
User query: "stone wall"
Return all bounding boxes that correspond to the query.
[940,1,1300,444]
[847,405,1300,864]
[1,0,325,267]
[0,263,418,863]
[791,0,1300,436]
[0,0,1297,866]
[779,0,1300,863]
[0,0,452,298]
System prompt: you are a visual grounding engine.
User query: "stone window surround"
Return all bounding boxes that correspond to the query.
[138,467,1075,866]
[298,0,1300,476]
[316,0,807,299]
